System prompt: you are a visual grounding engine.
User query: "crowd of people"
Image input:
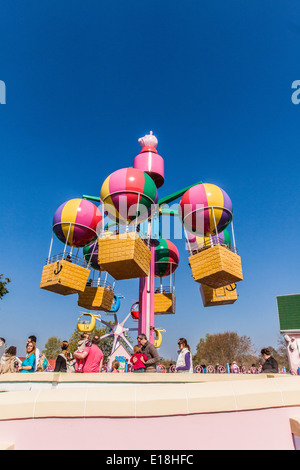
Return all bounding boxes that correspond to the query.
[0,336,45,373]
[197,348,279,374]
[0,335,279,375]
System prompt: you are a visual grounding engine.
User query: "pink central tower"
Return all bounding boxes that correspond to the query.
[133,131,164,189]
[133,131,165,343]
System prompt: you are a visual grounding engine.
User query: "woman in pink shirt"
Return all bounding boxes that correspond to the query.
[130,345,148,373]
[74,335,103,373]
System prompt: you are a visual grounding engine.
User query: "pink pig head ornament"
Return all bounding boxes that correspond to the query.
[134,130,164,188]
[138,131,158,151]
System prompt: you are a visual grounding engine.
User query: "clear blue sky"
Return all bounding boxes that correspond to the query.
[1,0,299,361]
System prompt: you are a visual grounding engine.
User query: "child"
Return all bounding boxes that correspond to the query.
[130,345,148,373]
[231,361,239,373]
[111,360,120,373]
[75,333,91,373]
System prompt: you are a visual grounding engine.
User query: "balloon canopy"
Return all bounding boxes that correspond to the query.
[155,239,180,278]
[100,168,158,224]
[53,198,102,248]
[83,241,100,270]
[179,183,232,236]
[187,228,231,252]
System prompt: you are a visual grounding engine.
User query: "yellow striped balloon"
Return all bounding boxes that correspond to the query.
[52,198,102,247]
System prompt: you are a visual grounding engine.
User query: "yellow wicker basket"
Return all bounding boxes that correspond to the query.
[154,292,175,315]
[189,244,243,289]
[40,260,90,295]
[78,286,114,311]
[200,283,238,307]
[98,233,151,280]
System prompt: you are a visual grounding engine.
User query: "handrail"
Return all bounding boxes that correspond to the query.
[46,252,87,268]
[154,286,175,294]
[85,279,114,290]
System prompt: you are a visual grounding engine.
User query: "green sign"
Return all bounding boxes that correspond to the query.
[277,294,300,331]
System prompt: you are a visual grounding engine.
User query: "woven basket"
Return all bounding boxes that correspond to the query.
[200,283,238,307]
[98,233,151,280]
[40,260,90,295]
[78,286,114,311]
[154,293,175,315]
[189,245,243,288]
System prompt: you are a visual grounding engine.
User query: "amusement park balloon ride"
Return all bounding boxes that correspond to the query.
[40,131,243,360]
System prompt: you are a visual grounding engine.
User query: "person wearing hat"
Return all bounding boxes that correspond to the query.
[136,333,160,373]
[261,348,278,373]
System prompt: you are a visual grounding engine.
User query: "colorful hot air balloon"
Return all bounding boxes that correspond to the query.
[187,228,231,252]
[179,183,232,236]
[100,168,158,224]
[83,241,100,270]
[155,239,179,278]
[53,198,102,247]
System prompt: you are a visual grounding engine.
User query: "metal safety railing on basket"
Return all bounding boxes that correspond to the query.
[154,285,175,294]
[85,278,115,291]
[99,222,151,248]
[45,252,87,268]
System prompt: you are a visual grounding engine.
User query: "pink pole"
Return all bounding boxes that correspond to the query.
[149,243,155,344]
[138,243,155,344]
[138,277,147,337]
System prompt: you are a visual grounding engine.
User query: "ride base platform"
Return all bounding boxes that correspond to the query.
[0,372,299,450]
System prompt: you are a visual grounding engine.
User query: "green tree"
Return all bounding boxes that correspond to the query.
[43,336,62,358]
[0,274,11,300]
[193,331,257,368]
[275,335,289,369]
